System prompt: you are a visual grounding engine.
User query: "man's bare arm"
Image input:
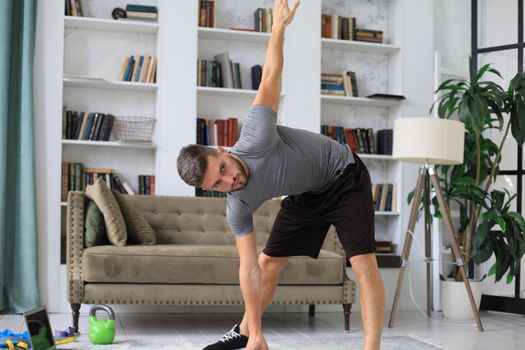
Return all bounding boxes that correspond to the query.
[253,0,300,112]
[235,232,265,342]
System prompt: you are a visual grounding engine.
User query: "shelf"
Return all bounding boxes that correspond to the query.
[63,76,157,92]
[375,211,400,216]
[348,255,401,268]
[321,38,400,54]
[197,86,284,98]
[358,154,395,161]
[198,27,270,43]
[62,140,156,149]
[64,16,159,34]
[321,94,402,107]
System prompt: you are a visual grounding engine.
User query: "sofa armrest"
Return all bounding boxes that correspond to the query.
[66,191,86,303]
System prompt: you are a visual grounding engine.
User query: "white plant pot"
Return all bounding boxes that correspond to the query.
[441,278,483,319]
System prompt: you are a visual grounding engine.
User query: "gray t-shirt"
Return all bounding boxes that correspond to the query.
[227,104,354,237]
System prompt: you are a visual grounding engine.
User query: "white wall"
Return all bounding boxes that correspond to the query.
[34,0,64,312]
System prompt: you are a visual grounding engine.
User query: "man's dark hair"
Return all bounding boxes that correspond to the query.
[177,144,218,187]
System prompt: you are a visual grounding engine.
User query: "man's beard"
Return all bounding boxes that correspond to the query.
[229,157,249,192]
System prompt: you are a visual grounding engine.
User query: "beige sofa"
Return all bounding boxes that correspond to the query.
[66,192,356,332]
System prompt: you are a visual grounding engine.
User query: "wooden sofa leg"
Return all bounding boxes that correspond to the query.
[309,304,315,317]
[71,303,81,333]
[343,303,352,332]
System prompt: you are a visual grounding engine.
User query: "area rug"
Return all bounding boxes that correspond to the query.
[58,335,445,349]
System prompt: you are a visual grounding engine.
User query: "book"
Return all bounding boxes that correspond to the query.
[367,93,406,100]
[122,182,135,195]
[377,129,393,155]
[199,0,215,27]
[118,56,131,81]
[127,11,158,20]
[125,4,158,13]
[251,64,262,90]
[213,52,234,88]
[61,162,69,202]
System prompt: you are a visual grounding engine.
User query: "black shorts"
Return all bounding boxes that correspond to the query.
[263,153,375,259]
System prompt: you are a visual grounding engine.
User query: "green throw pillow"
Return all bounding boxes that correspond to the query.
[84,201,108,247]
[112,190,156,245]
[85,178,127,246]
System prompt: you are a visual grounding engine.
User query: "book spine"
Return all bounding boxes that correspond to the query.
[149,175,155,195]
[61,162,69,202]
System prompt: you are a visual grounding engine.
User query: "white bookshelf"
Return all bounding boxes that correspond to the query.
[62,140,157,149]
[60,1,162,268]
[197,86,285,98]
[320,94,402,107]
[64,16,159,33]
[320,0,405,258]
[321,38,400,54]
[63,76,158,92]
[198,27,270,43]
[36,0,436,313]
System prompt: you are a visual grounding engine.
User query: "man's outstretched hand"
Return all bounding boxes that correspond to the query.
[273,0,301,29]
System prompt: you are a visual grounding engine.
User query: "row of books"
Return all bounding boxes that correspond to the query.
[321,14,384,43]
[61,162,156,201]
[61,163,131,200]
[198,0,216,27]
[321,126,393,155]
[138,175,156,195]
[254,8,273,33]
[63,111,114,141]
[119,55,157,83]
[354,29,384,43]
[373,183,397,212]
[196,188,226,198]
[197,57,242,89]
[321,14,356,40]
[321,72,358,97]
[65,0,84,17]
[125,4,158,21]
[197,59,263,90]
[197,118,238,147]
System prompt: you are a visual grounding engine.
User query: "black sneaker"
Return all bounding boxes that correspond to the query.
[202,324,249,350]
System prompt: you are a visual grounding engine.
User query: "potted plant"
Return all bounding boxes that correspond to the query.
[413,64,525,318]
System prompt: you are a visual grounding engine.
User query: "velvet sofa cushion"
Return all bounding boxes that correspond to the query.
[84,200,108,247]
[82,245,344,285]
[112,190,156,245]
[85,178,127,246]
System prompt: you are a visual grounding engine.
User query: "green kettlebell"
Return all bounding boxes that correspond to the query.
[88,304,116,345]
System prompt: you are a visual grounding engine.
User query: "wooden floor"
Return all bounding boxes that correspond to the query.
[1,310,524,349]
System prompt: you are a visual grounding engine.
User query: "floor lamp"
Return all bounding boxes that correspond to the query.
[387,117,484,332]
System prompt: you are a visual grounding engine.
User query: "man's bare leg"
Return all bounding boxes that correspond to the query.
[350,253,385,350]
[239,253,290,336]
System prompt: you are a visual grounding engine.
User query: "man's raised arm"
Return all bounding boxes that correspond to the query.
[252,0,300,112]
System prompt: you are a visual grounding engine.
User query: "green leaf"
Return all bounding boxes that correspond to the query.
[495,216,507,231]
[506,272,514,284]
[491,190,505,209]
[488,263,496,276]
[508,212,525,232]
[473,221,491,249]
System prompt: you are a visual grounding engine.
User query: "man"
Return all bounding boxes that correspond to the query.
[176,1,385,349]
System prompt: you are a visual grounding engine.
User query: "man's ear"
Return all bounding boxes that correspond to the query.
[217,146,227,154]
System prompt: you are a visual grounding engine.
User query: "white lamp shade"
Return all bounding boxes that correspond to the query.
[393,118,465,165]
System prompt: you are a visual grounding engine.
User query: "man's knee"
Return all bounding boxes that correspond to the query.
[258,253,290,274]
[349,253,380,280]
